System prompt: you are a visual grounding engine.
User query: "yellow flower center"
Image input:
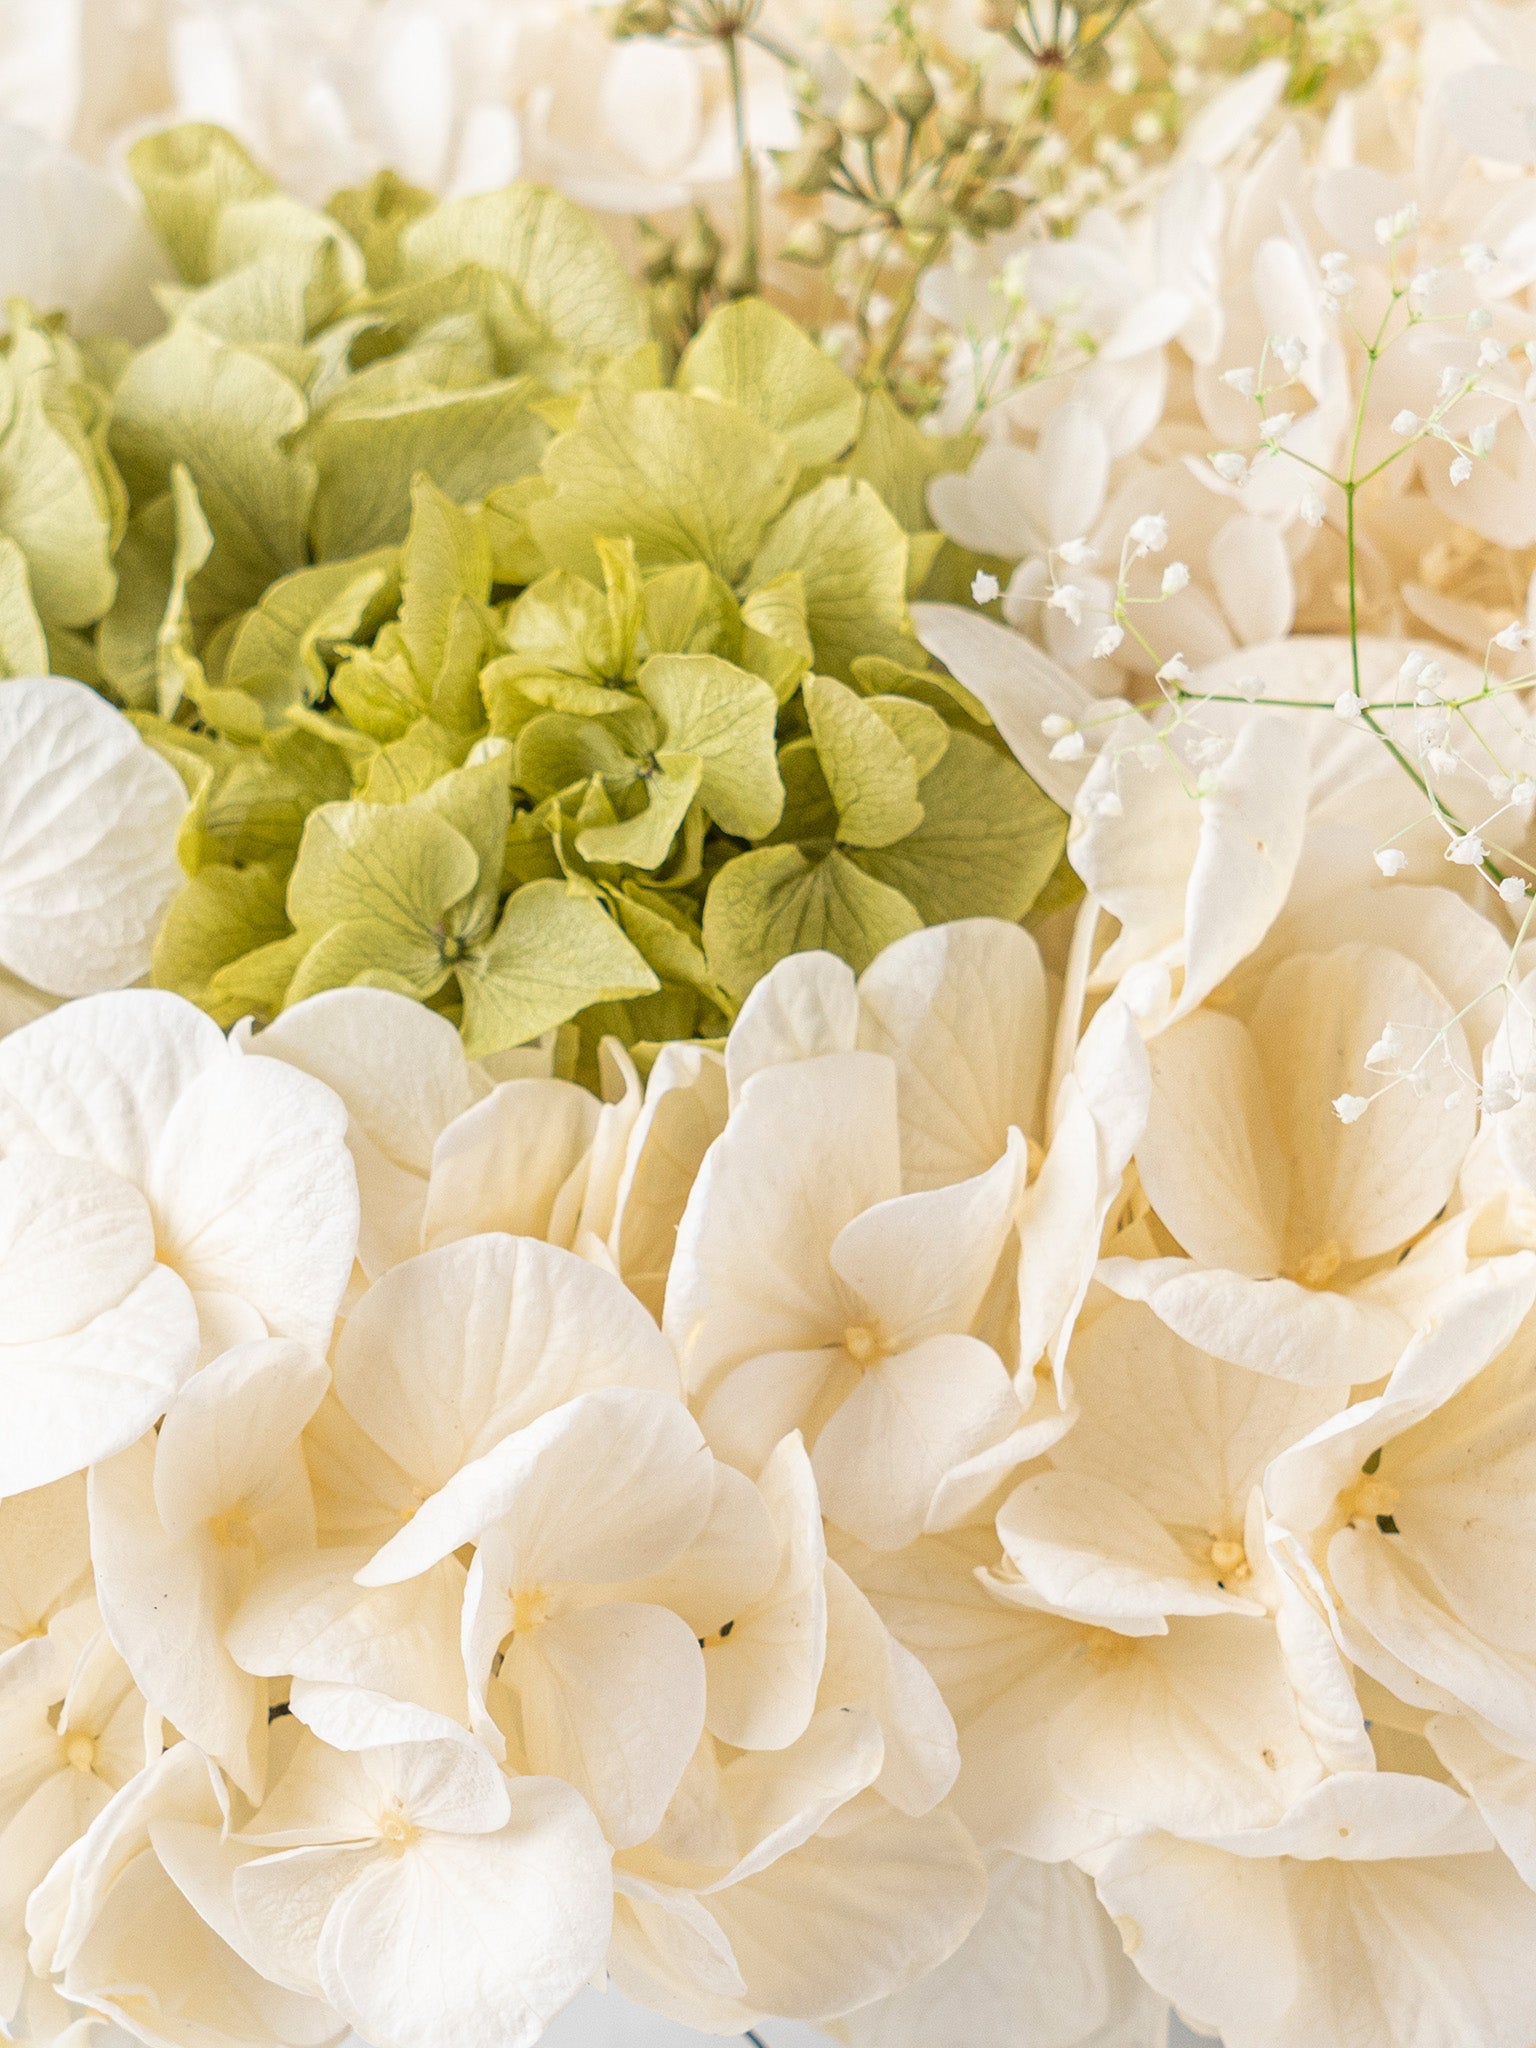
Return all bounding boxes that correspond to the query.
[377,1807,418,1854]
[62,1733,97,1774]
[1209,1537,1249,1582]
[208,1509,254,1549]
[843,1323,883,1367]
[1338,1476,1401,1530]
[513,1587,549,1634]
[1292,1240,1344,1290]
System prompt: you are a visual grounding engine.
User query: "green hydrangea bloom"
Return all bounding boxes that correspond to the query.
[4,123,1068,1064]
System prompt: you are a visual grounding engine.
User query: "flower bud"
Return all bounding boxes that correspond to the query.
[797,115,842,158]
[781,219,838,266]
[898,186,951,235]
[839,80,889,141]
[936,84,984,147]
[718,244,759,297]
[890,61,936,126]
[613,0,672,33]
[775,144,838,195]
[963,187,1023,233]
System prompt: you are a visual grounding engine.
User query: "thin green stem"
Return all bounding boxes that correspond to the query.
[724,30,760,292]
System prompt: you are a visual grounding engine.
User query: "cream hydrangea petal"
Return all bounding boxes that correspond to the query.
[251,989,482,1276]
[1138,1010,1288,1276]
[829,1132,1025,1346]
[1049,1613,1325,1837]
[508,1601,705,1848]
[313,1776,611,2048]
[703,1801,985,2023]
[1057,1298,1345,1530]
[1,1152,156,1347]
[150,1337,326,1540]
[228,1547,469,1723]
[89,1433,268,1800]
[856,920,1048,1192]
[665,1051,902,1398]
[1097,1254,1410,1385]
[610,1043,729,1321]
[843,1854,1168,2048]
[0,676,186,998]
[812,1335,1021,1551]
[2,1233,197,1498]
[993,1470,1246,1624]
[616,1458,778,1638]
[360,1386,712,1589]
[0,1471,90,1673]
[0,990,224,1187]
[335,1235,678,1495]
[702,1432,826,1752]
[723,951,859,1107]
[231,1842,373,1998]
[817,1560,958,1816]
[147,1053,358,1356]
[697,1347,848,1479]
[1429,1716,1536,1886]
[1252,943,1475,1266]
[422,1079,599,1248]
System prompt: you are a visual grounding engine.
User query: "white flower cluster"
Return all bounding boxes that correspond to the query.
[926,6,1536,691]
[12,648,1536,2048]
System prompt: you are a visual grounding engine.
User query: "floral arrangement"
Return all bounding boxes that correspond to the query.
[9,2,1536,2048]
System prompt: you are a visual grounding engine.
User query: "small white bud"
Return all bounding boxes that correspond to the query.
[1438,366,1462,401]
[1040,713,1074,739]
[1445,1089,1465,1111]
[1081,787,1122,818]
[1259,411,1295,441]
[1500,875,1529,903]
[1057,537,1099,566]
[1447,831,1487,866]
[1334,690,1364,720]
[1426,744,1460,776]
[1091,624,1124,659]
[970,569,1001,604]
[1156,653,1192,684]
[1469,420,1497,454]
[1160,562,1191,595]
[1221,367,1258,397]
[1333,1093,1370,1124]
[1485,1076,1521,1115]
[1391,409,1420,435]
[1128,513,1168,551]
[1375,848,1409,876]
[1299,489,1325,528]
[1272,335,1307,375]
[1048,583,1086,625]
[1463,241,1497,275]
[1049,731,1086,762]
[1495,622,1528,651]
[1449,453,1474,485]
[1513,778,1536,807]
[1477,338,1507,368]
[1468,306,1494,333]
[1210,451,1248,484]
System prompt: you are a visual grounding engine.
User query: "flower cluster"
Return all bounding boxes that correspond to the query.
[14,711,1536,2045]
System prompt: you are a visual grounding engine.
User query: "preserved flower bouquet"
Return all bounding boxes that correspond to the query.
[6,3,1536,2046]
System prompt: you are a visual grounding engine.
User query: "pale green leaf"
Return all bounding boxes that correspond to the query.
[287,800,479,948]
[224,551,398,714]
[804,673,923,849]
[866,694,950,778]
[110,321,314,615]
[575,753,702,870]
[457,878,659,1056]
[638,652,783,840]
[0,536,46,676]
[151,860,291,1022]
[854,729,1067,922]
[529,387,798,586]
[702,844,921,999]
[398,184,647,374]
[285,916,452,1006]
[309,379,548,557]
[677,298,861,467]
[0,322,118,628]
[128,124,276,284]
[614,885,713,991]
[837,387,977,534]
[414,745,512,936]
[739,571,812,703]
[156,462,214,720]
[515,710,637,801]
[750,477,912,680]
